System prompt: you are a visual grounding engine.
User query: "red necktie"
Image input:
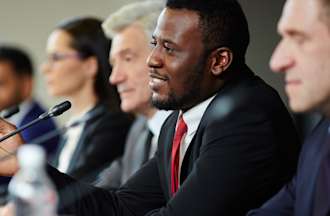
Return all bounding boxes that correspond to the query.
[171,115,187,195]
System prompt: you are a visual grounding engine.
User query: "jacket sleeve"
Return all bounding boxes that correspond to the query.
[94,157,123,189]
[48,156,166,216]
[247,177,296,216]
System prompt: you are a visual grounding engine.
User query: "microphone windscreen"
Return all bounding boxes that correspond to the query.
[1,106,19,119]
[50,101,71,117]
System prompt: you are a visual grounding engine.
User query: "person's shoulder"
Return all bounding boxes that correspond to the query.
[23,100,57,127]
[24,100,45,117]
[220,73,284,112]
[203,73,289,130]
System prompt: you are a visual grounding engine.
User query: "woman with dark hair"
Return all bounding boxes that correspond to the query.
[42,17,132,183]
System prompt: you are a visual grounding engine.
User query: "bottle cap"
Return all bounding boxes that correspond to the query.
[17,144,45,168]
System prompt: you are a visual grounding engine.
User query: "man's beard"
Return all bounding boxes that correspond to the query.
[151,56,207,111]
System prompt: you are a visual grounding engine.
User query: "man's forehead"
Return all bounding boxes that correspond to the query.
[0,61,15,73]
[153,8,201,41]
[278,0,322,32]
[110,34,135,58]
[112,24,148,50]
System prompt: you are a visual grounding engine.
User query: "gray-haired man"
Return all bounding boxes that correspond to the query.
[95,0,170,189]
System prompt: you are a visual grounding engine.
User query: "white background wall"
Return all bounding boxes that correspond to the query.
[0,0,287,124]
[0,0,134,123]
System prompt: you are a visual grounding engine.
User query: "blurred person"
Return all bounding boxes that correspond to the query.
[95,0,171,189]
[0,0,300,215]
[42,17,132,183]
[0,46,59,156]
[0,46,60,199]
[248,0,330,214]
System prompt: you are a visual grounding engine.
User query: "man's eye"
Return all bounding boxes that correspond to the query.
[164,44,174,53]
[296,37,306,46]
[289,33,307,46]
[150,41,157,47]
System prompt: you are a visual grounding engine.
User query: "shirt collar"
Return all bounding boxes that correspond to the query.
[66,104,96,126]
[148,110,172,138]
[180,95,216,136]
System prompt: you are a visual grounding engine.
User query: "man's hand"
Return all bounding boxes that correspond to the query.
[0,118,24,176]
[0,203,15,216]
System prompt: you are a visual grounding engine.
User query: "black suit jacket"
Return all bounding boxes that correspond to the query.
[48,66,300,216]
[248,118,330,216]
[52,103,132,183]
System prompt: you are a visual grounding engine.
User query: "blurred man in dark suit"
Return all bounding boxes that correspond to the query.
[0,46,59,157]
[0,46,59,201]
[249,0,330,215]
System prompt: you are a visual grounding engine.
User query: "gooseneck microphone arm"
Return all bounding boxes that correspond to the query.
[0,101,71,143]
[0,116,45,143]
[0,103,103,162]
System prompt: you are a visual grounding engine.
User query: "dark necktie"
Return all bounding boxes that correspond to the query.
[171,115,187,195]
[142,129,154,163]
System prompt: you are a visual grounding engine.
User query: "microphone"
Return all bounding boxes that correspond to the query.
[0,101,71,143]
[39,100,71,119]
[0,106,20,119]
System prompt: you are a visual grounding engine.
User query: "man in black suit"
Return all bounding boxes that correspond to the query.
[0,0,300,215]
[248,0,330,215]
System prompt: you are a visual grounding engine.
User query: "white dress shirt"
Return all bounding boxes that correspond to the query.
[147,110,171,158]
[57,105,94,173]
[177,95,216,183]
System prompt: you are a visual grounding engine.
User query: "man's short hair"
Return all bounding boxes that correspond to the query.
[0,46,33,76]
[320,0,330,25]
[166,0,250,64]
[102,0,165,40]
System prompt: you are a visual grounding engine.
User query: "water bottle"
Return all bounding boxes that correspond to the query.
[8,144,58,216]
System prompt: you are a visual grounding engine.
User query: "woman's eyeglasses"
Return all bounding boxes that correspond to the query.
[46,52,81,63]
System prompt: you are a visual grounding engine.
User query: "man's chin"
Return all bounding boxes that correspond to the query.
[289,100,314,114]
[120,102,135,113]
[151,96,177,111]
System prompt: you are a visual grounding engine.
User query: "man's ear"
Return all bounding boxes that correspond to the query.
[209,47,233,76]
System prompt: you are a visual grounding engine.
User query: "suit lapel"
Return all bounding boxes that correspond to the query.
[157,111,178,197]
[295,119,330,215]
[66,104,106,173]
[313,132,330,216]
[179,94,219,183]
[178,73,254,184]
